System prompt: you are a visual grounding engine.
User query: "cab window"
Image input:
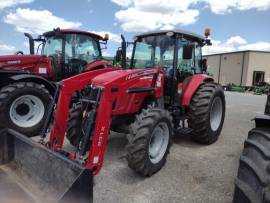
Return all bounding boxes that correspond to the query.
[132,35,175,69]
[177,39,195,73]
[194,43,202,73]
[177,39,202,74]
[65,34,100,64]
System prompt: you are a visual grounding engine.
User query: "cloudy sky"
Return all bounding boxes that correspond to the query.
[0,0,270,56]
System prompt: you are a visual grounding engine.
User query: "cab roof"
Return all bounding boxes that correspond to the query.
[43,29,103,40]
[135,29,205,42]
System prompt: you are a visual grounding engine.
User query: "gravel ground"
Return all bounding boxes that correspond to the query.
[94,92,267,203]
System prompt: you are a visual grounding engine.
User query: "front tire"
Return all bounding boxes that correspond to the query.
[188,82,225,144]
[66,103,84,147]
[233,128,270,203]
[0,82,52,136]
[126,106,173,176]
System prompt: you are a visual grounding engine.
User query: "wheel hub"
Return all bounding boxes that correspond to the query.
[16,103,30,116]
[210,97,223,131]
[149,122,169,164]
[9,95,45,128]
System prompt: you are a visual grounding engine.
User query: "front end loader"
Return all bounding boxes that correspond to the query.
[0,129,92,203]
[0,29,226,202]
[0,67,119,203]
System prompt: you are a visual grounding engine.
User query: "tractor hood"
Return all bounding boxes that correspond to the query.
[92,68,159,86]
[0,55,49,71]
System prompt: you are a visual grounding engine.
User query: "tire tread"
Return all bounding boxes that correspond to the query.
[233,128,270,203]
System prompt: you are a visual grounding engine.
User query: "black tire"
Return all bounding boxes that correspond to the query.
[0,82,52,137]
[233,128,270,203]
[126,106,173,177]
[66,103,84,147]
[188,82,225,144]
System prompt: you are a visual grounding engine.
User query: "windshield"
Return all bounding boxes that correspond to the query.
[42,37,62,57]
[65,34,100,64]
[42,34,101,64]
[131,35,175,69]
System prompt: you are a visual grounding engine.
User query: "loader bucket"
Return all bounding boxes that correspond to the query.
[0,128,93,203]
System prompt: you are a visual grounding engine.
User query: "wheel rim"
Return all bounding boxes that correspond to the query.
[149,122,169,164]
[210,96,223,131]
[9,95,45,128]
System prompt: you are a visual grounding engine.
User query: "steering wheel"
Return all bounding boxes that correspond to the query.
[67,58,88,74]
[15,51,24,55]
[48,55,61,80]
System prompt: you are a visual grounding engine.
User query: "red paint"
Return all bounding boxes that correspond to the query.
[0,55,53,77]
[181,74,213,106]
[84,60,111,72]
[48,67,165,174]
[49,67,120,148]
[47,66,212,175]
[92,67,162,114]
[0,29,108,81]
[0,53,113,81]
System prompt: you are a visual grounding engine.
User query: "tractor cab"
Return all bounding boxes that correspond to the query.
[26,28,109,80]
[118,29,211,105]
[41,29,108,80]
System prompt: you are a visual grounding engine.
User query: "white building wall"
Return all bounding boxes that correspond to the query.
[246,52,270,86]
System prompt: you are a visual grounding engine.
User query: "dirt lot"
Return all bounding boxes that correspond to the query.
[95,92,267,203]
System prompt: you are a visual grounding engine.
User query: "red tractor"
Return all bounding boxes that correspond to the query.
[0,28,110,136]
[0,29,225,202]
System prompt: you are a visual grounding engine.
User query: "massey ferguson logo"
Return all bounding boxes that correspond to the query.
[126,69,158,80]
[7,60,21,64]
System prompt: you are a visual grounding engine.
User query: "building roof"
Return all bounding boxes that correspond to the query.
[203,50,270,57]
[135,29,205,41]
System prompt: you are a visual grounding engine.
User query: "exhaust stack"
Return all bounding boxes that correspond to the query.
[24,33,35,55]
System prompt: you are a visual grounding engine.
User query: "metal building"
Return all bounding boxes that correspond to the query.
[204,50,270,86]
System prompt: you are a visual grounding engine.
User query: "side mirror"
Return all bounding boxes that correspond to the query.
[115,49,122,62]
[205,39,212,46]
[103,33,109,41]
[183,44,193,60]
[201,58,207,72]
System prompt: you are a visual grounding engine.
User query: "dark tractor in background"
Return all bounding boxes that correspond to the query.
[0,28,110,136]
[233,92,270,203]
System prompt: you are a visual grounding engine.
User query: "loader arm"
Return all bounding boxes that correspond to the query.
[52,80,117,174]
[86,87,114,174]
[84,70,164,174]
[49,67,118,149]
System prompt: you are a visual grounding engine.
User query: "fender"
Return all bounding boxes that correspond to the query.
[255,93,270,128]
[84,60,112,72]
[254,115,270,128]
[9,74,56,95]
[181,74,213,106]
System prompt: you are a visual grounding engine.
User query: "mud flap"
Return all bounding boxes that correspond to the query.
[0,128,93,203]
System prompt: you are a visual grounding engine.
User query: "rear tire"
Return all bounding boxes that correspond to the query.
[188,82,225,144]
[126,106,173,176]
[0,82,52,137]
[233,128,270,203]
